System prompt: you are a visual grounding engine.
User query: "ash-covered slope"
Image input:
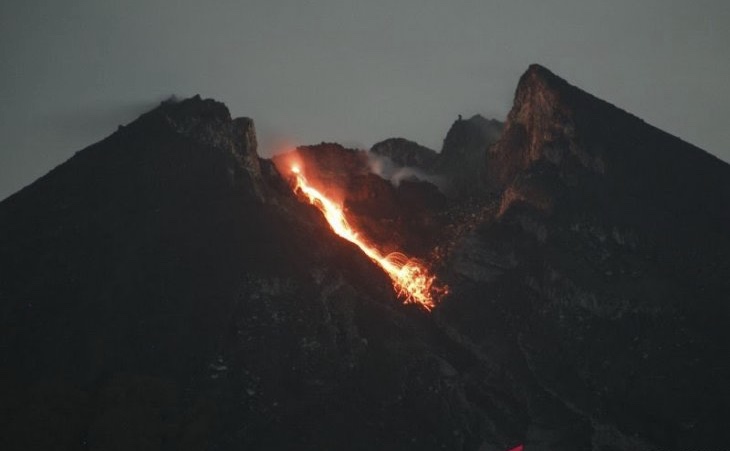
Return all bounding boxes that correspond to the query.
[0,97,513,451]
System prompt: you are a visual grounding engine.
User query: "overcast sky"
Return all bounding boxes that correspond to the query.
[1,0,728,200]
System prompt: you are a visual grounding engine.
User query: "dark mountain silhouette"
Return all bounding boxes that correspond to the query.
[438,65,730,449]
[436,114,503,195]
[371,137,439,169]
[0,97,488,451]
[1,65,728,450]
[368,117,503,197]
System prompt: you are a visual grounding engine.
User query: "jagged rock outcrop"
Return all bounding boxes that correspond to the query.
[0,99,516,451]
[368,118,503,198]
[2,64,729,451]
[441,115,503,168]
[489,64,730,224]
[437,64,730,449]
[487,65,602,188]
[149,95,266,199]
[435,115,503,196]
[370,138,439,169]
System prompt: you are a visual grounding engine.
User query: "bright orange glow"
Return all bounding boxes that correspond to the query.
[288,164,445,310]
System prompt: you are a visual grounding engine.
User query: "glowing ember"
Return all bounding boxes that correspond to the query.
[289,164,445,310]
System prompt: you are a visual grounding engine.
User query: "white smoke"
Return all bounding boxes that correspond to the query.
[366,151,446,190]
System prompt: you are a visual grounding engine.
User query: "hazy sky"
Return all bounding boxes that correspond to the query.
[1,0,728,200]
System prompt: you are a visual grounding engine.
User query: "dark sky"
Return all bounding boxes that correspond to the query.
[2,0,728,200]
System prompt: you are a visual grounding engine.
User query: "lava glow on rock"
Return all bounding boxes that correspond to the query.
[288,164,445,310]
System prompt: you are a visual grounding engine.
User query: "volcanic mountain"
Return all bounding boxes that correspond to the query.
[1,65,728,450]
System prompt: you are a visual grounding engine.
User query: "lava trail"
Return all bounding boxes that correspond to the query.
[288,164,444,310]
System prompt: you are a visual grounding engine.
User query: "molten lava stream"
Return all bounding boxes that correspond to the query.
[289,165,444,310]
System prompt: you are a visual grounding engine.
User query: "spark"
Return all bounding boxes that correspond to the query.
[289,164,444,310]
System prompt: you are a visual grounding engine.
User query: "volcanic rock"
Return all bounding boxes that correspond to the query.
[0,98,507,451]
[368,118,503,198]
[1,64,729,451]
[436,114,503,196]
[439,64,730,450]
[370,137,439,169]
[273,143,447,257]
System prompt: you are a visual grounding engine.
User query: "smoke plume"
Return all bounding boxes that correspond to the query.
[366,151,445,190]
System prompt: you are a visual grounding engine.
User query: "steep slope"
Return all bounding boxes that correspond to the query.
[273,143,447,258]
[2,64,729,451]
[0,97,517,451]
[437,65,730,449]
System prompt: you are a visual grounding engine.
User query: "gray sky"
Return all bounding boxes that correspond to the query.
[2,0,728,200]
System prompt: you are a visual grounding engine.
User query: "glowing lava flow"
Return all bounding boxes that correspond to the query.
[289,165,443,310]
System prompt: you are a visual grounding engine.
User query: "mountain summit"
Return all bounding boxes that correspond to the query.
[1,66,728,450]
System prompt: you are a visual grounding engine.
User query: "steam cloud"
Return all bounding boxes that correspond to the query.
[366,152,445,191]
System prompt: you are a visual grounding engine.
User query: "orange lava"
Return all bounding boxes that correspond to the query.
[289,164,444,310]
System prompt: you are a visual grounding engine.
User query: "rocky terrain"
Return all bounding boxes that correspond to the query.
[1,65,728,450]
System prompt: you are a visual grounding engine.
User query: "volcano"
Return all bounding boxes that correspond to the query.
[1,65,728,450]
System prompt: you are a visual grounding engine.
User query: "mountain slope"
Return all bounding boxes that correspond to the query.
[0,97,513,451]
[437,64,730,449]
[1,65,728,451]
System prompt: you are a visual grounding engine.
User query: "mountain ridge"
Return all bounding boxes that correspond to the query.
[490,64,730,187]
[1,64,728,450]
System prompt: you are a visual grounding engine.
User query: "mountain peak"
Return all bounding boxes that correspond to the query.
[513,64,585,106]
[488,64,730,229]
[155,94,231,120]
[0,95,267,212]
[487,64,617,189]
[2,66,730,451]
[519,64,564,89]
[129,95,264,196]
[370,137,438,169]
